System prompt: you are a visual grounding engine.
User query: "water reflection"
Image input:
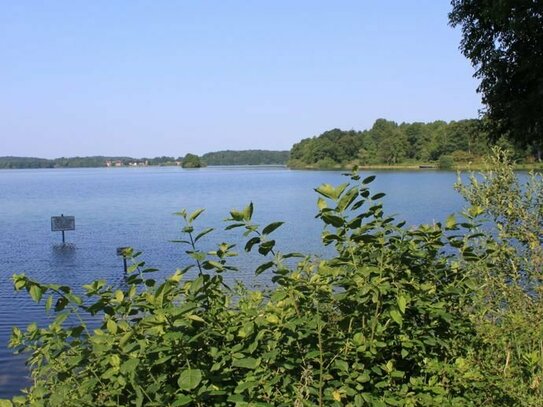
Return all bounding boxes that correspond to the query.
[51,243,76,258]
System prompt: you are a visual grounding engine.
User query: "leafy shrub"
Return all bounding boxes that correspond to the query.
[454,147,543,405]
[437,155,454,169]
[182,153,204,168]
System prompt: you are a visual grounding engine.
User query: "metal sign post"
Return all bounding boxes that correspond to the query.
[51,214,75,244]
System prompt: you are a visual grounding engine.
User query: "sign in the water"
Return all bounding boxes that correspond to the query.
[51,215,75,232]
[51,214,75,243]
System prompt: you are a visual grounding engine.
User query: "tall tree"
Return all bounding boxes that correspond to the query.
[449,0,543,160]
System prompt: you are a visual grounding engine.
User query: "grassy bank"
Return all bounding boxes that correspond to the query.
[288,160,543,171]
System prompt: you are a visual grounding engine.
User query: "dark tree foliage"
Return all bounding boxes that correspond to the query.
[288,118,490,168]
[0,156,54,169]
[449,0,543,160]
[201,150,289,166]
[181,153,204,168]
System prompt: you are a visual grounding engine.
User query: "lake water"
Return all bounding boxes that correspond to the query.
[0,166,465,398]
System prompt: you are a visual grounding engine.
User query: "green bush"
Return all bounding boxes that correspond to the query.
[182,153,204,168]
[437,155,455,169]
[2,151,542,406]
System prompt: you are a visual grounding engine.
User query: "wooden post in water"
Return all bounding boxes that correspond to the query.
[117,247,129,273]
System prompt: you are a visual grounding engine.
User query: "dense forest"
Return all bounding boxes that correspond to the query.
[201,150,289,165]
[288,118,537,169]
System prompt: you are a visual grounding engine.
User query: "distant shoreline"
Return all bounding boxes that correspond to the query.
[0,150,290,169]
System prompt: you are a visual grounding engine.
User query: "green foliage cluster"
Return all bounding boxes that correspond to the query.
[450,0,543,160]
[181,154,205,168]
[0,157,55,169]
[2,149,542,406]
[454,148,543,404]
[288,119,496,168]
[143,156,177,166]
[201,150,289,166]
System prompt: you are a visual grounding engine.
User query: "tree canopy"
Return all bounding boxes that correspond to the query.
[181,153,204,168]
[449,0,543,159]
[288,119,490,168]
[201,150,289,166]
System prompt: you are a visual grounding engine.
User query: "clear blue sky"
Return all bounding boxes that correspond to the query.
[0,1,481,158]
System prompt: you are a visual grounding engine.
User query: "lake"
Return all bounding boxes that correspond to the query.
[0,166,465,398]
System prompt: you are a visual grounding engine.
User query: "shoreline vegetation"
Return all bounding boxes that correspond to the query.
[287,118,542,171]
[3,118,541,172]
[289,161,543,171]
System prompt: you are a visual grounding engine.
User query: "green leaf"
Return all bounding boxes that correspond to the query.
[120,358,139,374]
[225,222,244,230]
[0,400,14,407]
[194,227,214,242]
[262,221,284,235]
[177,368,202,391]
[315,183,337,199]
[390,309,403,325]
[283,252,304,259]
[172,395,193,406]
[54,297,68,312]
[242,202,254,221]
[188,208,205,222]
[317,197,327,210]
[445,214,457,229]
[335,359,349,372]
[229,210,245,222]
[114,290,124,302]
[234,380,258,393]
[65,293,82,305]
[362,175,376,184]
[321,214,344,227]
[397,295,407,314]
[244,237,261,252]
[238,322,254,338]
[315,183,348,200]
[29,285,42,303]
[337,187,358,211]
[45,295,53,311]
[53,311,69,326]
[371,192,386,200]
[227,394,246,403]
[232,357,260,369]
[258,240,275,255]
[202,260,225,271]
[255,261,274,275]
[187,314,206,323]
[107,319,118,334]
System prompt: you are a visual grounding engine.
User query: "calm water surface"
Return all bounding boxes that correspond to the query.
[0,166,464,398]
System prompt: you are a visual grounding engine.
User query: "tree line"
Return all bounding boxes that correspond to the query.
[0,156,134,169]
[288,118,539,169]
[201,150,289,166]
[0,150,290,169]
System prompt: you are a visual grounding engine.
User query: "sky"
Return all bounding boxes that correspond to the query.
[0,1,482,158]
